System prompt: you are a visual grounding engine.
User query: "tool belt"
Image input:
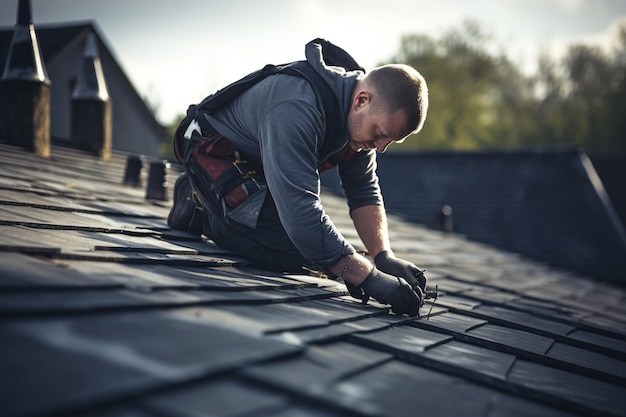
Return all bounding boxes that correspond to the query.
[173,105,357,217]
[173,108,262,213]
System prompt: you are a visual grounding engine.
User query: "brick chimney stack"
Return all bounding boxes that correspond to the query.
[71,32,112,161]
[0,0,51,158]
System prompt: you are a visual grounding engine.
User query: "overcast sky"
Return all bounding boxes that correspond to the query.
[1,0,625,123]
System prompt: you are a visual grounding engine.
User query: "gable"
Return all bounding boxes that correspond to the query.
[1,21,167,157]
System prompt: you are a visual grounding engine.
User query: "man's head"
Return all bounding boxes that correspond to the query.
[347,64,428,153]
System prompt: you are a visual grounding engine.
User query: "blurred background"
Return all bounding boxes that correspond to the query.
[1,0,625,157]
[2,0,625,281]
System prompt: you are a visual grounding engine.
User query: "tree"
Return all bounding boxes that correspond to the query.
[534,22,626,155]
[388,20,626,155]
[389,20,534,152]
[160,113,184,160]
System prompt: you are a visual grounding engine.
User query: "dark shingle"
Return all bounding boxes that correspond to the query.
[2,141,626,417]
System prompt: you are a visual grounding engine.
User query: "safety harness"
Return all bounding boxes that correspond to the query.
[173,38,364,210]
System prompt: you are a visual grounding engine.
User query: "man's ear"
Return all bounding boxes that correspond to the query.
[353,90,370,110]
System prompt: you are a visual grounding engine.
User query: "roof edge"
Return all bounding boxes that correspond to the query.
[382,145,582,157]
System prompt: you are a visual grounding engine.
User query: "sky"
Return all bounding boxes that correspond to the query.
[1,0,625,124]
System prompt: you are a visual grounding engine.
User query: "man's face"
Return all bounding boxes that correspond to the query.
[346,91,409,153]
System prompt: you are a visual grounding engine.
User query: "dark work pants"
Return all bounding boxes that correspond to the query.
[174,112,308,273]
[200,187,308,273]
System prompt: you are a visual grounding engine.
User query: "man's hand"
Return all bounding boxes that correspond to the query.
[357,268,421,316]
[374,251,427,299]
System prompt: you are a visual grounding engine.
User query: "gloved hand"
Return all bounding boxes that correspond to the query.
[344,281,369,303]
[374,251,427,296]
[357,267,422,316]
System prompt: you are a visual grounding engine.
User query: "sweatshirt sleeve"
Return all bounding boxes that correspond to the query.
[338,149,383,213]
[258,99,356,269]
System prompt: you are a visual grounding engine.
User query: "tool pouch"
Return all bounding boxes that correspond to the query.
[173,108,262,218]
[190,135,261,208]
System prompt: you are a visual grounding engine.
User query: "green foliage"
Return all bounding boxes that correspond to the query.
[387,19,626,155]
[156,22,625,157]
[533,28,626,155]
[159,113,184,160]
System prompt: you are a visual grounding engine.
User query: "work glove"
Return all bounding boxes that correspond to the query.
[350,267,422,317]
[374,251,427,301]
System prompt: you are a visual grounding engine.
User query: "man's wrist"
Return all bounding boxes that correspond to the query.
[329,253,373,285]
[374,249,394,265]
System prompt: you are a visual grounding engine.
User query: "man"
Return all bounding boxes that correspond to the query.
[168,39,429,316]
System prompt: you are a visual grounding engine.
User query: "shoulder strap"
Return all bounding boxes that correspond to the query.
[195,63,281,113]
[280,61,342,151]
[195,61,339,141]
[194,39,363,148]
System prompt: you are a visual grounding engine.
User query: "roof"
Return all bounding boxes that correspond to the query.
[0,23,83,69]
[0,21,167,157]
[591,154,626,229]
[2,141,626,417]
[344,149,626,285]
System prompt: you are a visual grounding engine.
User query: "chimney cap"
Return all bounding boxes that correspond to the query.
[1,0,50,83]
[72,32,109,101]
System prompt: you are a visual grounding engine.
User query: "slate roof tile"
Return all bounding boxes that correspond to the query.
[566,329,626,356]
[545,342,626,382]
[507,360,626,416]
[135,376,294,417]
[321,359,578,417]
[2,142,626,417]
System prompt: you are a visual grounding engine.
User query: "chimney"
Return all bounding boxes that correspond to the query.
[0,0,51,158]
[71,32,112,161]
[145,159,170,201]
[437,204,454,233]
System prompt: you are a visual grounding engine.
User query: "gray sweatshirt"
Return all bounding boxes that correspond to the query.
[204,41,383,269]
